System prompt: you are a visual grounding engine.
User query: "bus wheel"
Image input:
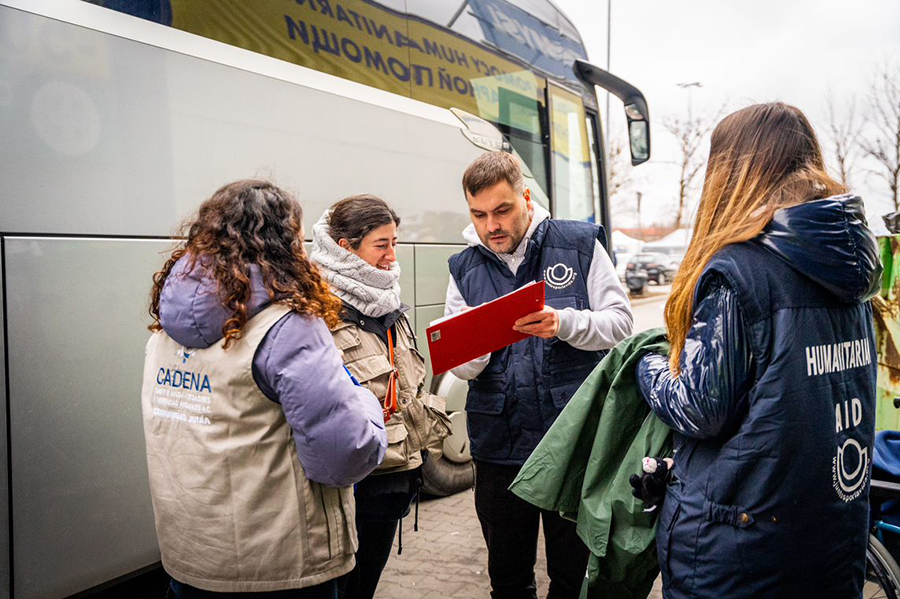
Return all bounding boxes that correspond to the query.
[424,373,475,496]
[422,455,474,497]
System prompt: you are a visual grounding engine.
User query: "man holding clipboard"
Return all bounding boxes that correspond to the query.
[444,152,633,599]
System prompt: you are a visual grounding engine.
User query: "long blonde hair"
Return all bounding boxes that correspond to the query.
[666,103,846,374]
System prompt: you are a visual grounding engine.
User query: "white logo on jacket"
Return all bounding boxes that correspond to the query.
[833,397,869,502]
[544,263,576,290]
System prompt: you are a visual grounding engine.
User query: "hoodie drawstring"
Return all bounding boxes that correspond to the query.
[414,486,420,532]
[397,471,422,555]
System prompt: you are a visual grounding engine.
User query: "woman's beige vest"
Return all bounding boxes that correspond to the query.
[332,314,450,473]
[141,305,356,592]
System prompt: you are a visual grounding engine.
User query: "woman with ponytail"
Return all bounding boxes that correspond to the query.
[310,195,451,599]
[637,103,881,598]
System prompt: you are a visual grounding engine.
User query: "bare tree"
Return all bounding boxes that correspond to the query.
[606,135,632,200]
[664,106,723,228]
[606,135,635,225]
[860,65,900,211]
[825,92,862,188]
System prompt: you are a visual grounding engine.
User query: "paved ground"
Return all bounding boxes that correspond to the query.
[375,489,498,599]
[377,490,663,599]
[376,289,670,599]
[629,284,670,333]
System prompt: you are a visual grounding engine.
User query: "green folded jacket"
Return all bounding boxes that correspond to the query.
[510,328,672,599]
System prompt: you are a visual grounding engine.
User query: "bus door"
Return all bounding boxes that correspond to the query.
[584,110,611,247]
[547,82,595,223]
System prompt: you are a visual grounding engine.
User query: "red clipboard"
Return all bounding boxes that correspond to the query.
[426,281,545,376]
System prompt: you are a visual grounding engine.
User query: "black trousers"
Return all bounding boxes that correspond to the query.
[474,460,589,599]
[337,468,419,599]
[337,518,400,599]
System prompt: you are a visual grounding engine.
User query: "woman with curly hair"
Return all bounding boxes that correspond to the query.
[141,179,387,599]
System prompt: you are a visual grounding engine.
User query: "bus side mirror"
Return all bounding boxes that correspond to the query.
[573,60,651,167]
[625,103,650,166]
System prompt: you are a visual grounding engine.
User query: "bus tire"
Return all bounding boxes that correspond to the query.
[421,455,474,497]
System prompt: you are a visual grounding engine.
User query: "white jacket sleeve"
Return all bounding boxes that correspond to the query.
[444,275,491,380]
[555,240,633,351]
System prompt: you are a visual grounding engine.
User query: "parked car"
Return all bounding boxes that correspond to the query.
[626,252,675,284]
[615,252,633,281]
[667,253,684,275]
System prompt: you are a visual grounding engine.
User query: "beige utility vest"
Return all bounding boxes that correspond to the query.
[332,313,449,473]
[141,305,356,592]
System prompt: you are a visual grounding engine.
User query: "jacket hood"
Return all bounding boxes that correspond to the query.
[757,194,882,303]
[158,255,272,349]
[461,202,551,250]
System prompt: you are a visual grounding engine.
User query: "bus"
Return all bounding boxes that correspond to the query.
[0,1,650,597]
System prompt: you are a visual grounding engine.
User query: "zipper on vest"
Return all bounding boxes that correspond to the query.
[319,488,334,560]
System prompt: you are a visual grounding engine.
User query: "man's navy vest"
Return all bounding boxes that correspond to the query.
[657,240,875,598]
[448,219,606,465]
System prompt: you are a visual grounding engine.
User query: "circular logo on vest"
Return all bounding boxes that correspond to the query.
[833,437,869,502]
[544,263,576,290]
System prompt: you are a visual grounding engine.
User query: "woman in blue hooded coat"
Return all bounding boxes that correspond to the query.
[637,103,882,598]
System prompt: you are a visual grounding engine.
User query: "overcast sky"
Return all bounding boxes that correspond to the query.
[554,0,900,232]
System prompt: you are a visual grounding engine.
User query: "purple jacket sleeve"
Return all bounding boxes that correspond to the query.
[636,283,754,439]
[253,313,387,487]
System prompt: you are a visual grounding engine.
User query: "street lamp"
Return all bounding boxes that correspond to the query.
[636,191,642,232]
[676,81,702,119]
[605,0,612,149]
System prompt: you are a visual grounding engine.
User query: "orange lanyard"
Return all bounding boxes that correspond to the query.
[383,328,399,423]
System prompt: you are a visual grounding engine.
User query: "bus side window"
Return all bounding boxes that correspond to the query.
[585,112,605,228]
[548,83,594,222]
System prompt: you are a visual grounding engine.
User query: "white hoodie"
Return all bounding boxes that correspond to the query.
[444,203,633,380]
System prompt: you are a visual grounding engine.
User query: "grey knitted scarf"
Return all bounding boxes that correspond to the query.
[309,212,402,318]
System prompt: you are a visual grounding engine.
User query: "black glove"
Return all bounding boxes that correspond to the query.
[629,457,673,511]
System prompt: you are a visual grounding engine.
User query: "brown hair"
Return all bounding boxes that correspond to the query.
[462,151,525,197]
[666,102,846,374]
[328,194,400,249]
[148,179,342,348]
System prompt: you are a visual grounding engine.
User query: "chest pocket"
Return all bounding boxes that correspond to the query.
[332,322,431,473]
[542,295,601,406]
[332,324,361,353]
[348,354,394,385]
[332,325,393,400]
[545,295,581,311]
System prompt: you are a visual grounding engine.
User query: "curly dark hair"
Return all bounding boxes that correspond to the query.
[149,179,342,348]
